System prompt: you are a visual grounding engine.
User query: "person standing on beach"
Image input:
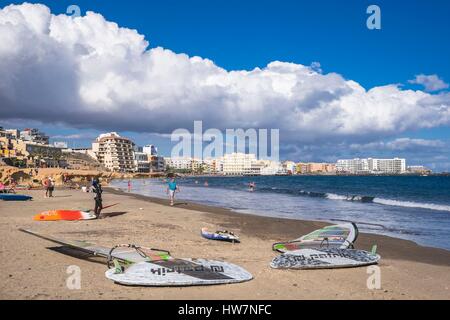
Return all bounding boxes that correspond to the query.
[48,177,55,197]
[8,178,16,194]
[92,178,103,218]
[166,177,179,206]
[127,179,132,192]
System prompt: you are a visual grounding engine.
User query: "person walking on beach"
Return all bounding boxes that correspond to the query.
[166,177,179,206]
[43,177,50,198]
[92,178,103,219]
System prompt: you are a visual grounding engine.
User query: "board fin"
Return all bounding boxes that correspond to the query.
[113,259,124,274]
[371,244,378,255]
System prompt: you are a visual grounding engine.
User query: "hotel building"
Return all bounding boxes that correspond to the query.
[222,153,257,176]
[336,158,406,174]
[92,132,136,172]
[164,157,194,171]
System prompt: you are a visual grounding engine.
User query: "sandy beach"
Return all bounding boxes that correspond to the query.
[1,187,449,300]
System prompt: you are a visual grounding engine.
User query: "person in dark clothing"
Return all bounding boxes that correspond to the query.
[92,178,103,219]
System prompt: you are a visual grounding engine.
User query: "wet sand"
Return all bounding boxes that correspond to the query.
[1,187,449,299]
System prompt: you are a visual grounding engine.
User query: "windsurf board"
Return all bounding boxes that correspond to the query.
[270,248,380,269]
[0,194,32,201]
[33,210,97,221]
[201,228,240,243]
[105,258,252,286]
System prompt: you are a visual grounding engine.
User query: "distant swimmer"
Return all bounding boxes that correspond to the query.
[249,182,256,192]
[204,181,209,187]
[127,179,132,192]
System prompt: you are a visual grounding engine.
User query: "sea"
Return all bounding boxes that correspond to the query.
[111,175,450,251]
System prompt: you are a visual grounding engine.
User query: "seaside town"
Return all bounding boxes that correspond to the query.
[0,126,433,181]
[1,1,450,304]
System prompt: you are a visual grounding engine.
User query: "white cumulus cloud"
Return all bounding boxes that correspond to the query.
[0,3,449,146]
[408,74,449,92]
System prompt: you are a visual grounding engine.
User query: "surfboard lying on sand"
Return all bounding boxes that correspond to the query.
[19,229,253,286]
[272,222,358,253]
[0,194,32,201]
[33,204,119,221]
[105,258,252,286]
[201,228,240,243]
[33,210,97,221]
[270,248,380,269]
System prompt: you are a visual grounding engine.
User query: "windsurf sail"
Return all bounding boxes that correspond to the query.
[272,222,358,253]
[19,228,168,264]
[19,228,253,286]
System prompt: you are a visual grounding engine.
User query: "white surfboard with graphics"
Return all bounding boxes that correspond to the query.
[270,248,380,269]
[105,258,253,286]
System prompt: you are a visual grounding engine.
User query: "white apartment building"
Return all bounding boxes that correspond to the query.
[0,128,19,139]
[143,144,158,156]
[260,161,287,175]
[164,157,194,171]
[134,152,150,173]
[222,153,257,176]
[20,128,50,145]
[150,156,165,172]
[141,144,165,172]
[368,158,406,174]
[336,158,369,174]
[53,141,68,149]
[337,158,406,174]
[407,165,431,174]
[203,157,221,174]
[92,132,136,172]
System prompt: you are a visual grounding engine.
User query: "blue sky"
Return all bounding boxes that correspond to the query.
[1,1,449,170]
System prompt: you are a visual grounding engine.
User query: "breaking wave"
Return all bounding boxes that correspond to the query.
[372,198,450,212]
[258,187,450,212]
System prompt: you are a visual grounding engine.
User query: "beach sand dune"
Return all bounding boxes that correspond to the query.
[1,188,449,299]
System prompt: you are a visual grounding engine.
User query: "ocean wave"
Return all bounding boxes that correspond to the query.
[326,193,375,202]
[372,198,450,212]
[325,193,347,200]
[216,184,450,212]
[258,187,375,203]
